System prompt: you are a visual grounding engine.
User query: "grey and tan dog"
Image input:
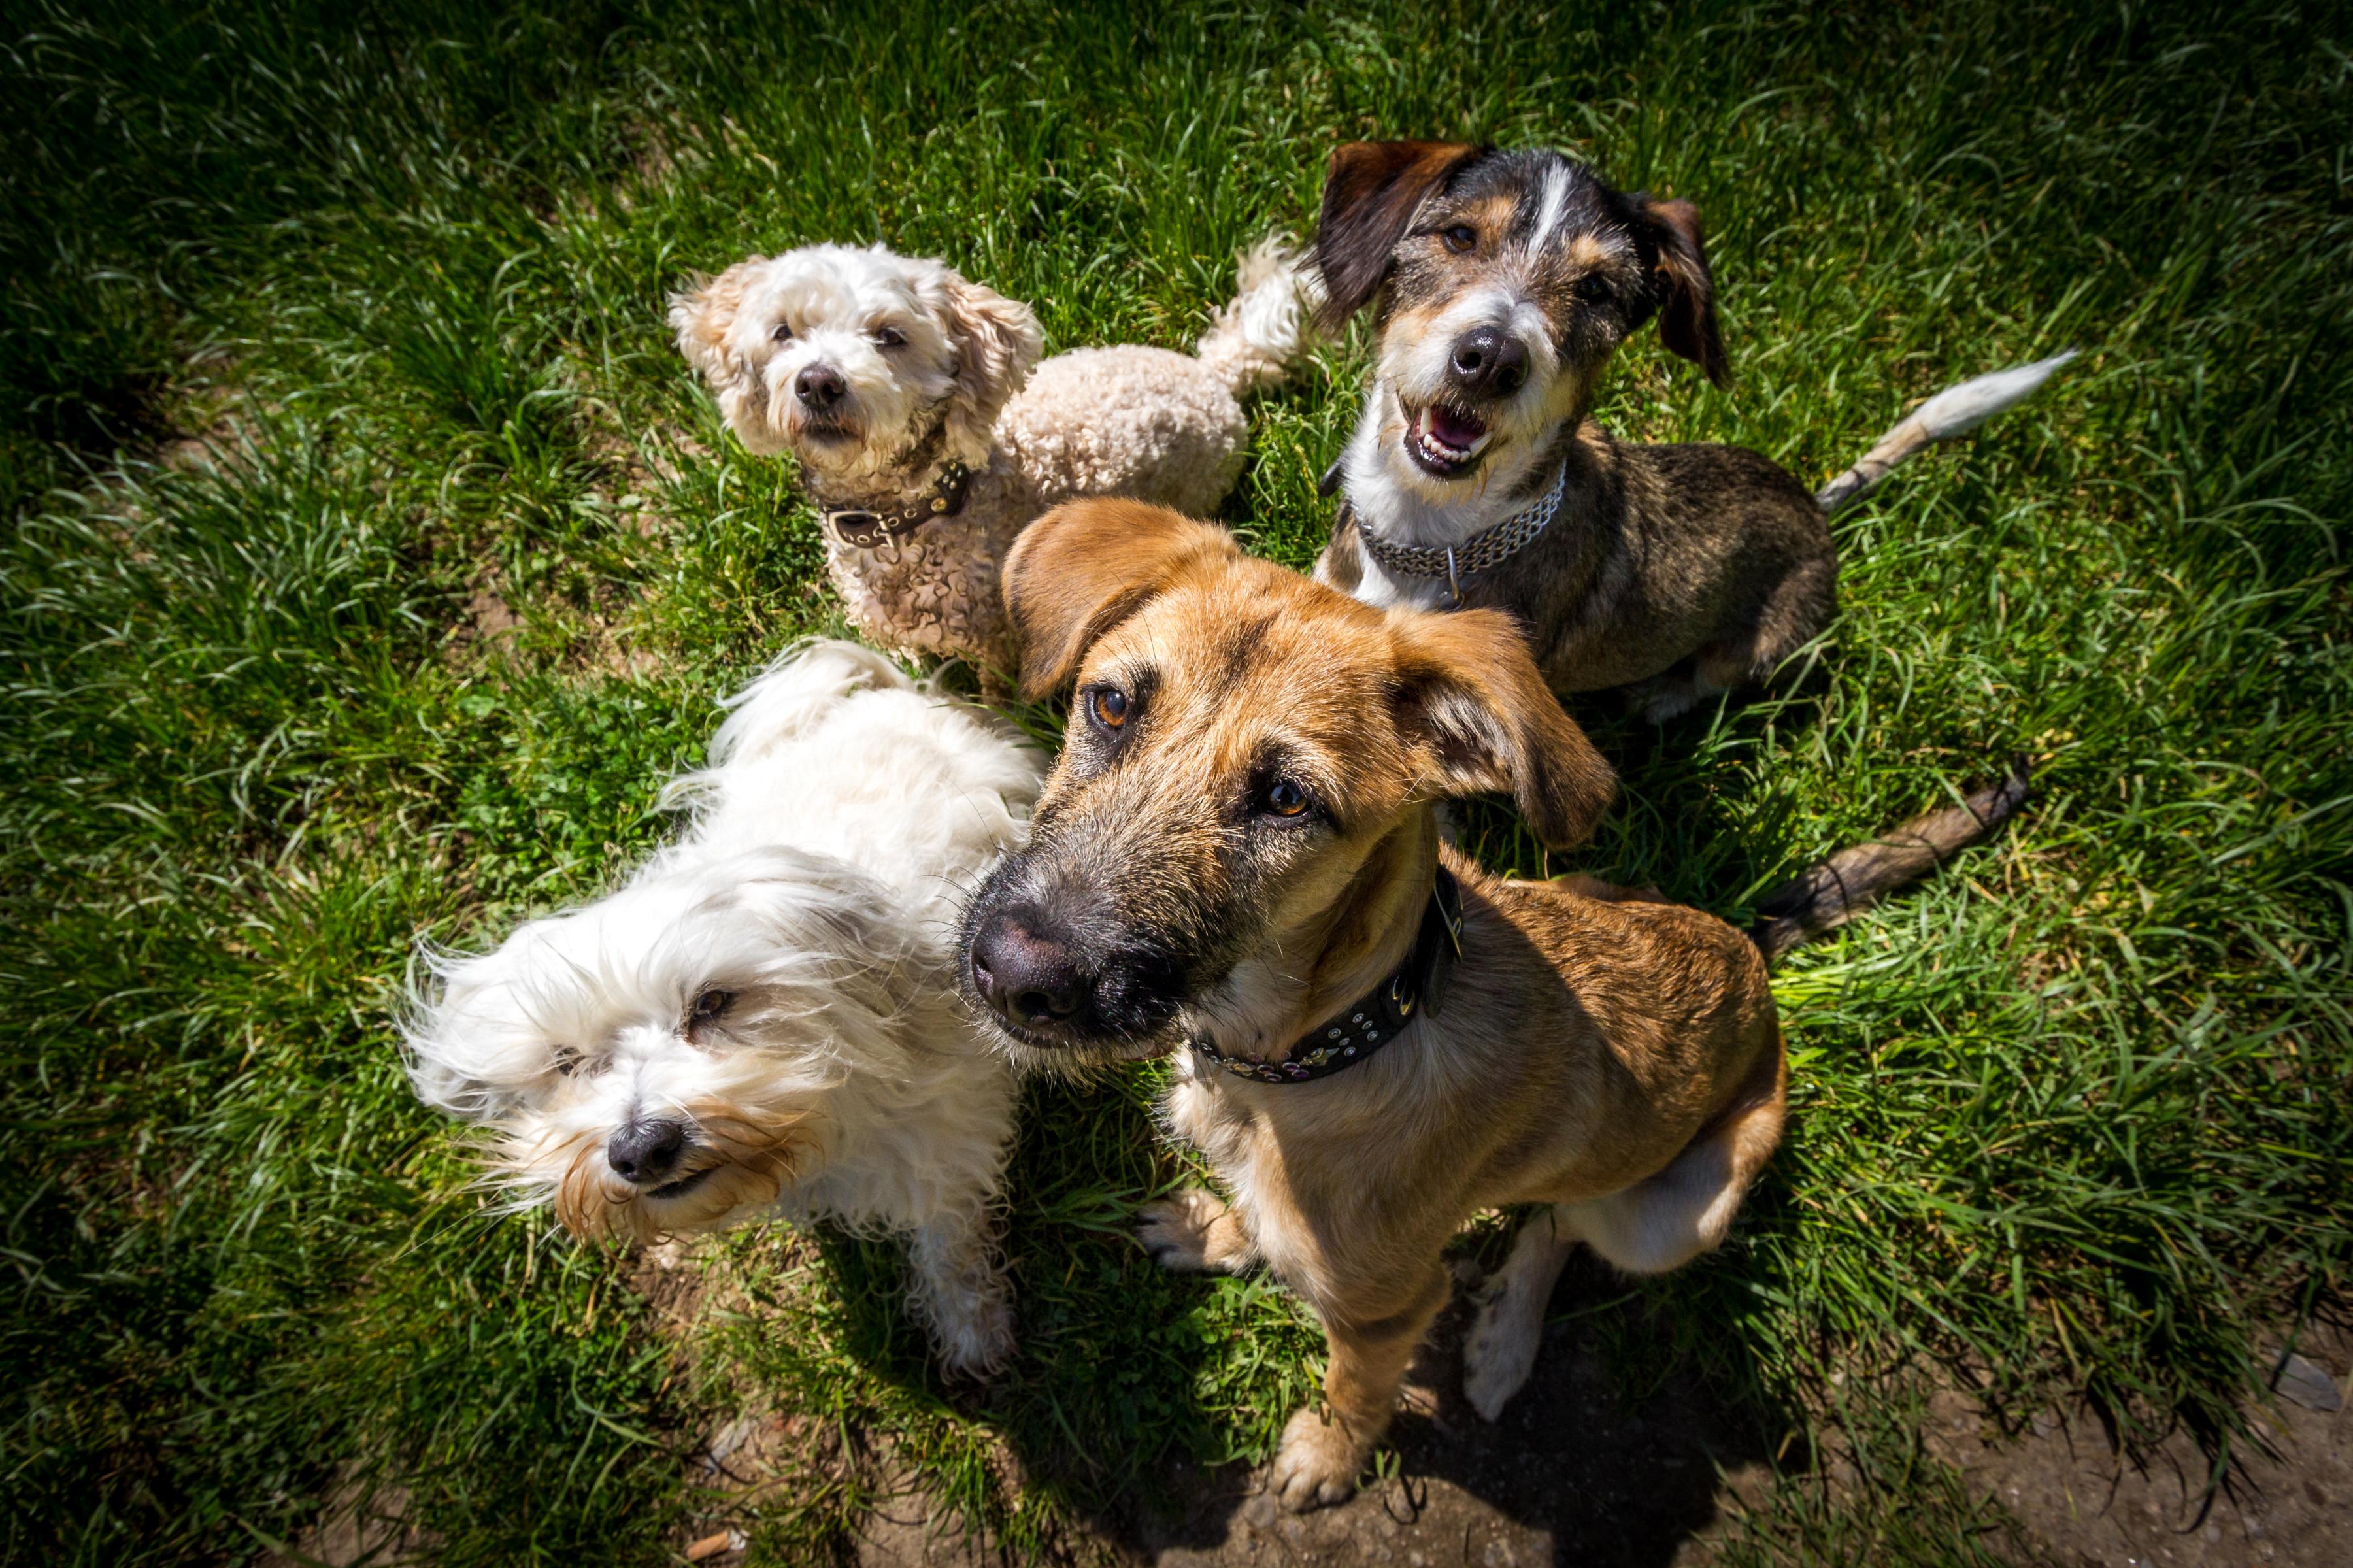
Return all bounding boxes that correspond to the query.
[957,499,2025,1509]
[1311,140,2073,720]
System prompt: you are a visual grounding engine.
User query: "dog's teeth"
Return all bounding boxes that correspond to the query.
[1409,409,1486,469]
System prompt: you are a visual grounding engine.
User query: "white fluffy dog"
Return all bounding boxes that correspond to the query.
[670,241,1316,688]
[403,642,1044,1375]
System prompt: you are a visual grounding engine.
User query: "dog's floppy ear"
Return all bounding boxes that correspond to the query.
[937,267,1044,464]
[1392,609,1616,848]
[1314,139,1483,332]
[671,258,763,390]
[1629,195,1727,388]
[671,258,789,452]
[1003,500,1239,701]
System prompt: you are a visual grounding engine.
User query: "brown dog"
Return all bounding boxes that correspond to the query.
[958,499,2022,1507]
[1310,141,2073,720]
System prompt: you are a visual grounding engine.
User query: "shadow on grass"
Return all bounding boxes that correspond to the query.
[1103,1254,1798,1568]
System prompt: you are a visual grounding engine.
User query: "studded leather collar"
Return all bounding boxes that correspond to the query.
[1190,865,1465,1085]
[821,459,973,549]
[1339,460,1569,606]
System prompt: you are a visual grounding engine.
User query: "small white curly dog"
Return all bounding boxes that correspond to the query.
[670,241,1317,690]
[403,642,1044,1376]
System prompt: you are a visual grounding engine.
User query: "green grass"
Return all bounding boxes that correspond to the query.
[3,0,2348,1562]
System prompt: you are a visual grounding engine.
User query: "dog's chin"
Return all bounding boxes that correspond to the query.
[631,1170,770,1235]
[975,1010,1180,1076]
[548,1138,800,1242]
[783,417,870,463]
[644,1163,719,1204]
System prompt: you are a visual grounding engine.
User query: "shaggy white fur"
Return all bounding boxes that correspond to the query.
[671,242,1317,688]
[403,642,1044,1375]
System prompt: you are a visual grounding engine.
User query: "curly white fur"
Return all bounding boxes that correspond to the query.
[403,642,1045,1375]
[671,242,1316,685]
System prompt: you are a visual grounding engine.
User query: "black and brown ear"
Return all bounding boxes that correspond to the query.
[1629,195,1728,388]
[1392,609,1616,849]
[1001,501,1240,701]
[1314,139,1484,332]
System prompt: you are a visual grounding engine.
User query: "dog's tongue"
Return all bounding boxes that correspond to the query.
[1426,405,1488,448]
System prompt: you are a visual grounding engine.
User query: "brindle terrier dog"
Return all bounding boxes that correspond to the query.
[960,499,2024,1508]
[1312,141,2073,720]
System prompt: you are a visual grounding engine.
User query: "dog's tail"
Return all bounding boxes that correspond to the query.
[1747,761,2032,964]
[703,639,918,771]
[1814,352,2078,515]
[1193,236,1323,395]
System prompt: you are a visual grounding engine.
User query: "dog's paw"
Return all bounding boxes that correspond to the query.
[933,1284,1017,1380]
[1461,1279,1544,1422]
[1269,1406,1366,1511]
[1136,1189,1231,1272]
[1634,684,1706,725]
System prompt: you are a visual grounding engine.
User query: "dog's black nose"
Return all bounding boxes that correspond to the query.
[1447,325,1528,399]
[969,911,1093,1030]
[794,363,846,410]
[606,1118,687,1184]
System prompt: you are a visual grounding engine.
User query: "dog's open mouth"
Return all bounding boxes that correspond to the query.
[1403,401,1494,477]
[646,1166,716,1202]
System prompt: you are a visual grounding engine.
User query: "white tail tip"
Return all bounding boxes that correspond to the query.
[1912,350,2080,441]
[1195,236,1322,395]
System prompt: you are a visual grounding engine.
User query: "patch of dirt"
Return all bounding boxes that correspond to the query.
[252,1475,427,1568]
[441,570,666,678]
[678,1405,1007,1567]
[787,1282,2350,1568]
[465,587,521,645]
[584,409,703,501]
[635,1234,723,1333]
[847,1458,1002,1568]
[1085,1318,2350,1568]
[1931,1327,2352,1567]
[574,603,666,679]
[1111,1265,1770,1568]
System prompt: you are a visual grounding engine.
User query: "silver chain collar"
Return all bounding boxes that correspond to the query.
[1350,461,1569,605]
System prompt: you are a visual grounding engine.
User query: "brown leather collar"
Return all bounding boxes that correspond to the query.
[821,460,973,549]
[1190,865,1463,1084]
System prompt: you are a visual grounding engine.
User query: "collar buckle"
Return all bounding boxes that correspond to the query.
[822,459,972,550]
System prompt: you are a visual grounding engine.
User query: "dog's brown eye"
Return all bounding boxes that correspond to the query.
[552,1044,581,1077]
[871,325,905,348]
[1443,225,1478,254]
[688,989,735,1032]
[1575,274,1612,305]
[771,322,793,342]
[1090,687,1128,729]
[1261,780,1310,818]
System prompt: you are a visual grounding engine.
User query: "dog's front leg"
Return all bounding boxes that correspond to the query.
[905,1205,1016,1378]
[1462,1206,1580,1420]
[1137,1187,1262,1274]
[1271,1262,1450,1510]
